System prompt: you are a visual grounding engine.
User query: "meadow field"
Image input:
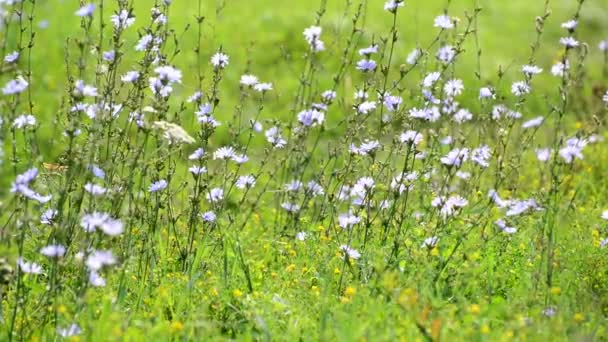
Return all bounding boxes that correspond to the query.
[1,0,608,340]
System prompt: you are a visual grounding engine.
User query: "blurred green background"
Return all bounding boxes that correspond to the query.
[7,0,608,154]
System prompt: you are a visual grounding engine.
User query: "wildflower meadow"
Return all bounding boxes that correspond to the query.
[1,0,608,340]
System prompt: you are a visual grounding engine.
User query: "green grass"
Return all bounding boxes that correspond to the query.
[19,0,608,159]
[25,0,608,112]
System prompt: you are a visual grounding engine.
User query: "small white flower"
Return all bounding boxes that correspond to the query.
[57,324,82,338]
[441,148,469,167]
[236,175,256,189]
[338,213,361,229]
[285,180,303,192]
[89,164,105,179]
[80,212,124,236]
[443,79,464,97]
[507,110,522,119]
[561,20,577,31]
[74,80,98,97]
[40,244,66,258]
[354,90,368,100]
[471,145,492,167]
[75,4,95,17]
[12,168,37,187]
[298,109,325,127]
[437,45,455,64]
[359,44,378,56]
[399,130,423,145]
[390,172,418,194]
[384,0,404,12]
[423,90,440,104]
[455,171,471,180]
[189,148,205,160]
[3,76,29,95]
[321,90,337,103]
[202,211,216,222]
[189,166,207,175]
[511,81,531,96]
[535,148,552,162]
[102,50,115,62]
[135,34,154,51]
[406,48,422,65]
[350,140,381,155]
[206,188,224,203]
[4,51,19,63]
[89,271,106,287]
[254,83,273,92]
[240,74,259,86]
[84,183,107,196]
[551,61,569,77]
[306,181,325,196]
[409,107,440,122]
[86,250,117,271]
[17,258,43,274]
[303,25,325,52]
[434,15,453,29]
[383,95,402,111]
[479,87,495,99]
[351,177,375,199]
[495,219,517,234]
[559,137,587,163]
[40,209,57,225]
[559,36,579,48]
[356,59,377,72]
[357,101,377,114]
[422,72,441,88]
[232,154,248,164]
[421,236,438,249]
[453,108,473,123]
[154,65,182,83]
[149,179,167,192]
[121,71,140,83]
[251,120,263,132]
[281,202,301,213]
[187,91,203,103]
[542,307,556,317]
[522,116,544,129]
[110,9,135,29]
[522,65,543,76]
[213,146,236,160]
[505,199,540,216]
[13,114,36,128]
[265,127,286,148]
[211,52,229,69]
[432,196,468,217]
[339,245,361,259]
